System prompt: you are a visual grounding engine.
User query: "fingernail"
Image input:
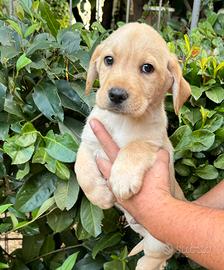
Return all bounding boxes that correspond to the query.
[89,119,96,129]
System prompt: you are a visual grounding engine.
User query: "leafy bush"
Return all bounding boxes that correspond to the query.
[0,1,223,269]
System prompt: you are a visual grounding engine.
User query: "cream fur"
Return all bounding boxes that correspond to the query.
[75,22,191,270]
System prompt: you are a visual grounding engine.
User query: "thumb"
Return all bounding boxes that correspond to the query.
[156,149,170,165]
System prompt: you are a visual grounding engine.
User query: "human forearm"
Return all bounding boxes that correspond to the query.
[136,196,224,270]
[194,180,224,209]
[90,119,224,269]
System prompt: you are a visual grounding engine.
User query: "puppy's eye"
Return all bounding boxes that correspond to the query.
[104,56,114,66]
[141,64,154,74]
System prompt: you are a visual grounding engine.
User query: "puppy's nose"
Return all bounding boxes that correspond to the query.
[108,88,129,104]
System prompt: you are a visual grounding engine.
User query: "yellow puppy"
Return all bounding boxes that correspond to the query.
[75,23,191,270]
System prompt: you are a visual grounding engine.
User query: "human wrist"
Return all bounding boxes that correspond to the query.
[132,191,175,228]
[141,195,179,240]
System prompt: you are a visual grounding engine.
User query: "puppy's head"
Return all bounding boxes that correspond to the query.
[86,23,191,116]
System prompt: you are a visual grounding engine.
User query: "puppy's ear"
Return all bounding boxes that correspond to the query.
[85,44,103,95]
[168,54,191,114]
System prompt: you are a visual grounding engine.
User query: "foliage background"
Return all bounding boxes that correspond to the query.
[0,0,223,269]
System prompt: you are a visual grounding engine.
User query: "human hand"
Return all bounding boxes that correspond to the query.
[90,119,173,224]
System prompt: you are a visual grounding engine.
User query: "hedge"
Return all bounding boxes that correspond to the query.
[0,1,223,269]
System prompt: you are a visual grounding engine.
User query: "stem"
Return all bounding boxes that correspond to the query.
[69,0,73,26]
[30,113,43,123]
[157,0,163,31]
[27,244,83,263]
[190,0,201,31]
[126,0,131,23]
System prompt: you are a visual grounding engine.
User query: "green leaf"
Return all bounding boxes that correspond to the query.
[104,260,129,270]
[170,125,192,150]
[0,224,11,233]
[191,85,205,100]
[0,83,6,111]
[26,39,53,56]
[214,154,224,169]
[47,209,74,233]
[71,80,95,109]
[54,173,80,211]
[92,233,122,259]
[16,53,32,73]
[73,50,90,70]
[175,161,191,176]
[0,262,9,269]
[59,117,84,145]
[7,19,23,36]
[76,221,91,240]
[0,123,10,141]
[0,46,20,63]
[33,82,64,122]
[39,1,60,37]
[182,108,201,126]
[24,23,39,38]
[57,30,81,54]
[40,235,55,256]
[4,94,24,119]
[44,131,77,163]
[75,255,104,270]
[0,204,13,215]
[190,129,215,152]
[22,234,45,261]
[32,197,55,219]
[56,80,90,117]
[15,197,55,229]
[16,3,25,20]
[56,252,79,270]
[19,0,32,15]
[3,142,34,164]
[54,161,70,180]
[0,26,13,46]
[184,34,190,53]
[16,122,38,147]
[204,114,223,132]
[9,212,18,228]
[15,172,56,212]
[16,162,30,180]
[205,87,224,103]
[80,197,104,237]
[181,158,196,168]
[215,127,224,141]
[195,165,219,180]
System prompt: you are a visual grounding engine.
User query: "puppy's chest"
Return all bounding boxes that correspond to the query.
[82,106,164,156]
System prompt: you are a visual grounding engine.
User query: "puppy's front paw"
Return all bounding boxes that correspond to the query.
[109,162,146,200]
[108,141,157,200]
[86,183,116,209]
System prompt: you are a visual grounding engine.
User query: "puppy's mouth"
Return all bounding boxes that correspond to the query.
[104,101,149,118]
[108,103,126,114]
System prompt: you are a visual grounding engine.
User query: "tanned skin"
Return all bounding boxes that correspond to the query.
[89,119,224,270]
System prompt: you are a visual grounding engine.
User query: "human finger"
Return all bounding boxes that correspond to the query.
[90,119,120,162]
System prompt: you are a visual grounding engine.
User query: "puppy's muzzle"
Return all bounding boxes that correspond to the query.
[108,88,129,105]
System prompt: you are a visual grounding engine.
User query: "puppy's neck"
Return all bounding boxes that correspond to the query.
[90,103,168,148]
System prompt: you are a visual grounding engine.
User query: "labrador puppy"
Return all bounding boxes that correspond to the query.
[75,22,191,270]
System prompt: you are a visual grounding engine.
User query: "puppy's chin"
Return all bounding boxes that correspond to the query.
[96,100,149,118]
